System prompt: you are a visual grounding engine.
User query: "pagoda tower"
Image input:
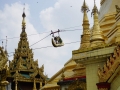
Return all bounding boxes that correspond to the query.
[8,10,46,90]
[80,0,90,50]
[90,0,105,48]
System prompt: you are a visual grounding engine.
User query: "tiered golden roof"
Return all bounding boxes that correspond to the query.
[0,47,9,90]
[9,11,46,90]
[72,63,85,77]
[9,12,39,71]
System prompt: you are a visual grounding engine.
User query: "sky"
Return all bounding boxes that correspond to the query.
[0,0,100,78]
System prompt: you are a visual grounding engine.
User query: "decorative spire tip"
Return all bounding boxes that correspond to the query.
[2,41,4,49]
[22,3,26,18]
[91,0,98,17]
[5,36,7,50]
[81,0,89,13]
[22,3,26,29]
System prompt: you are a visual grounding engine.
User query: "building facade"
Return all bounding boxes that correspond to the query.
[42,0,120,90]
[0,0,120,90]
[7,11,47,90]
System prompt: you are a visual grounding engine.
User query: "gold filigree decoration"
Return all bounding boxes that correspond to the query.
[0,47,8,71]
[98,45,120,82]
[9,11,46,85]
[67,79,86,90]
[115,5,120,13]
[30,65,46,80]
[0,46,9,90]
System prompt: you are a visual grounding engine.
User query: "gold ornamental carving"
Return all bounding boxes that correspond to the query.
[98,45,120,82]
[8,11,46,90]
[67,79,86,90]
[115,5,120,14]
[0,46,9,90]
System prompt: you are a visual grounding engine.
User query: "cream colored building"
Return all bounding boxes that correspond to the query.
[42,0,120,90]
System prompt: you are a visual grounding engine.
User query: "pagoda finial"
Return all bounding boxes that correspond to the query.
[5,36,8,55]
[79,0,90,49]
[81,0,89,12]
[90,0,105,48]
[60,68,65,81]
[91,0,98,17]
[22,4,26,30]
[5,36,7,50]
[2,41,4,49]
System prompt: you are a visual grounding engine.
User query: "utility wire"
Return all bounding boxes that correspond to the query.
[7,40,80,57]
[61,29,82,32]
[7,32,81,55]
[60,25,82,30]
[33,41,80,50]
[0,24,82,41]
[29,29,82,47]
[0,31,51,41]
[0,29,81,41]
[0,22,94,41]
[6,29,82,55]
[30,34,50,47]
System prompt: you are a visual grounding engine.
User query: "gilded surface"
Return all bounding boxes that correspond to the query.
[80,0,90,50]
[0,47,9,90]
[72,63,86,77]
[115,5,120,13]
[60,69,65,80]
[98,45,120,82]
[90,1,105,48]
[0,47,8,71]
[8,11,46,90]
[73,46,115,60]
[67,79,86,90]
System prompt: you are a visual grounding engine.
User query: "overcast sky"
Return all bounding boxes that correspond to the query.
[0,0,100,78]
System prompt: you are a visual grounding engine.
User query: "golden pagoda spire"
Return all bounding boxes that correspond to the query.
[10,8,35,71]
[60,68,65,81]
[22,7,26,30]
[5,36,8,55]
[2,41,4,49]
[90,0,105,48]
[80,0,90,49]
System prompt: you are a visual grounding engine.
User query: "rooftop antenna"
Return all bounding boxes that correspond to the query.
[5,36,8,55]
[2,41,4,49]
[94,0,95,5]
[5,36,8,51]
[23,3,25,12]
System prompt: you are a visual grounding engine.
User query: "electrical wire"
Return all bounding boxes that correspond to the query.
[32,41,80,50]
[0,23,84,41]
[0,28,82,48]
[59,25,82,30]
[29,29,82,47]
[30,34,50,47]
[0,22,94,41]
[0,31,51,41]
[4,24,90,57]
[8,55,13,57]
[7,40,80,57]
[0,29,82,41]
[61,29,82,32]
